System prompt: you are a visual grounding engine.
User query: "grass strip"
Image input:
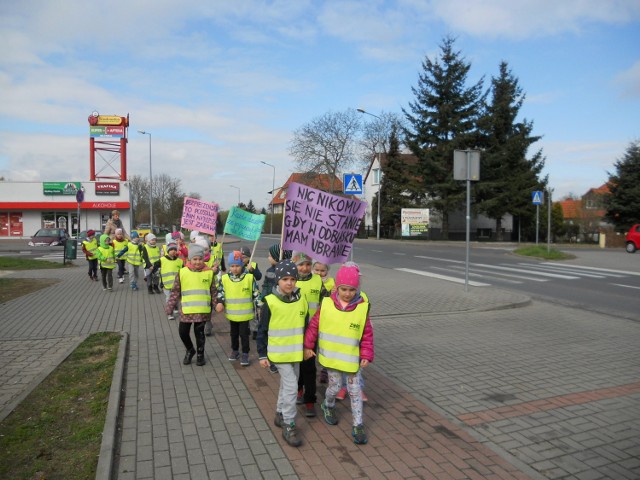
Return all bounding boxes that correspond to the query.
[0,278,60,304]
[0,257,67,270]
[0,332,121,480]
[513,245,574,260]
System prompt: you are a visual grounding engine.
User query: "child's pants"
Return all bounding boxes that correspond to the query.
[325,368,364,426]
[297,356,317,404]
[178,321,205,355]
[128,264,140,287]
[229,320,250,353]
[100,267,114,289]
[87,258,98,279]
[276,362,300,424]
[145,268,159,287]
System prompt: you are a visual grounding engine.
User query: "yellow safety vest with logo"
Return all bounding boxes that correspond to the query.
[264,294,308,363]
[297,274,323,317]
[221,274,255,322]
[97,246,116,269]
[160,257,183,291]
[212,243,224,265]
[323,277,335,294]
[144,244,161,265]
[126,243,143,266]
[317,297,368,373]
[82,238,98,260]
[113,238,128,258]
[179,268,214,314]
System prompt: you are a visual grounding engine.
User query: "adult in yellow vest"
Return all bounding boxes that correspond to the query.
[81,229,99,281]
[215,251,260,366]
[142,233,162,294]
[257,259,309,447]
[165,244,218,366]
[291,251,327,418]
[303,264,374,445]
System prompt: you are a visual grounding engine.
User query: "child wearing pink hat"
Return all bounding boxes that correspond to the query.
[303,263,374,445]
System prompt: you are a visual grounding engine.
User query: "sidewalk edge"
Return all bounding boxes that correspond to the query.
[96,331,129,480]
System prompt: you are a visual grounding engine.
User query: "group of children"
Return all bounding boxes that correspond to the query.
[83,228,375,447]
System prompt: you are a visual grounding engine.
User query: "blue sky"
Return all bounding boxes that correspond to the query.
[1,1,638,211]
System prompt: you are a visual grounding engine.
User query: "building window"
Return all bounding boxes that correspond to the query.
[372,168,381,185]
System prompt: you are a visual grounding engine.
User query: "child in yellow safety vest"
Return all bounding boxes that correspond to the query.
[313,260,335,384]
[155,243,183,320]
[165,244,218,366]
[113,228,129,284]
[142,233,162,294]
[116,231,144,290]
[304,263,374,445]
[81,230,99,281]
[215,251,260,366]
[291,251,327,418]
[257,259,309,448]
[96,234,117,291]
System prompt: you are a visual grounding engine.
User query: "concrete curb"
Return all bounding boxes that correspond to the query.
[96,331,129,480]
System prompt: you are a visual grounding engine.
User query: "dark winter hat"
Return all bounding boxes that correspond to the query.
[268,243,292,261]
[87,230,95,237]
[240,246,251,257]
[167,244,178,253]
[274,259,298,282]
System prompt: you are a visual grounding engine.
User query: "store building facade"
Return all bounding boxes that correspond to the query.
[0,181,131,239]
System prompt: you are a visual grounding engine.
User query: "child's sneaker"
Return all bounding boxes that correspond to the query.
[296,389,304,405]
[240,353,250,366]
[269,364,278,374]
[118,277,124,284]
[320,401,338,425]
[167,314,175,321]
[319,368,328,384]
[335,387,347,401]
[228,350,240,361]
[361,391,368,402]
[282,422,302,447]
[305,403,316,417]
[274,411,284,428]
[352,424,368,444]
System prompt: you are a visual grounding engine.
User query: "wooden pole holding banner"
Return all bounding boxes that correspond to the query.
[278,200,288,261]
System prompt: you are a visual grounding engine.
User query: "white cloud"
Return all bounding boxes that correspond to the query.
[614,60,640,98]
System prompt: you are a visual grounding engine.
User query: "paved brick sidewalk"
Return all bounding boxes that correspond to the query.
[1,249,638,479]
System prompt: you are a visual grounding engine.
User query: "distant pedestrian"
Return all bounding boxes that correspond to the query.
[96,234,116,291]
[257,260,309,447]
[216,251,260,366]
[165,244,218,366]
[81,230,99,281]
[304,263,374,445]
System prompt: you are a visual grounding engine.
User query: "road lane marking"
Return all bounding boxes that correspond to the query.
[612,283,640,290]
[415,255,465,264]
[432,266,522,284]
[396,268,490,286]
[447,265,544,282]
[474,263,579,279]
[541,262,640,277]
[517,263,608,278]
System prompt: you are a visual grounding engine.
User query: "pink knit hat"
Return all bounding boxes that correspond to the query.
[335,264,360,289]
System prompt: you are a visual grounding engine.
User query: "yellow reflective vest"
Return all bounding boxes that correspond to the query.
[221,274,255,322]
[126,243,143,266]
[317,297,367,373]
[160,256,183,291]
[82,238,98,260]
[113,238,128,257]
[144,244,161,265]
[212,243,224,265]
[179,268,214,314]
[297,274,323,316]
[264,294,308,363]
[97,246,116,269]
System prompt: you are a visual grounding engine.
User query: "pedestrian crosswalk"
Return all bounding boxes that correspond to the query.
[398,257,640,287]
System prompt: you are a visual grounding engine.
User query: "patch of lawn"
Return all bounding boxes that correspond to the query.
[0,257,67,270]
[513,245,574,260]
[0,278,60,304]
[0,332,121,480]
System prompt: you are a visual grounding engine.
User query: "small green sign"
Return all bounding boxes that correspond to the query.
[43,182,81,195]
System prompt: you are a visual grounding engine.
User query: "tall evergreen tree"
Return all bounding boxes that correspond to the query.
[373,125,414,236]
[605,140,640,229]
[403,36,485,239]
[474,61,547,241]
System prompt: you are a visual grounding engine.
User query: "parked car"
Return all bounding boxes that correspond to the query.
[625,224,640,253]
[28,228,69,247]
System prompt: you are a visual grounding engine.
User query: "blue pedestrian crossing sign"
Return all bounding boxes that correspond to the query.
[532,191,544,205]
[343,173,363,195]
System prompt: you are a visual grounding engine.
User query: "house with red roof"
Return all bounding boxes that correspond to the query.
[268,172,345,215]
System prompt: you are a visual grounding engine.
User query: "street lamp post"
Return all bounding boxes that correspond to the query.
[357,108,382,240]
[260,161,275,234]
[137,130,153,232]
[230,185,240,205]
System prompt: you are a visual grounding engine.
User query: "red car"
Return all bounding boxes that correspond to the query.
[28,228,69,247]
[625,224,640,253]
